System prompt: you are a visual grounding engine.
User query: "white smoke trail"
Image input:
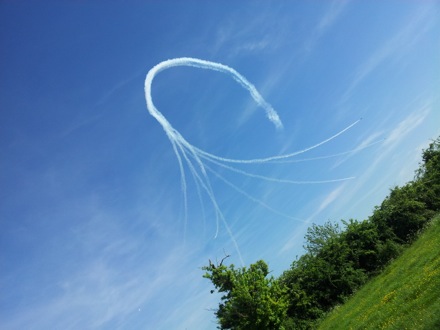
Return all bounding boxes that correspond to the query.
[178,147,244,263]
[145,57,283,131]
[268,137,385,164]
[206,164,307,223]
[145,57,363,265]
[200,155,355,184]
[194,118,362,164]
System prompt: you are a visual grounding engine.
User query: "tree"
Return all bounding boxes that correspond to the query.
[415,137,440,212]
[303,221,341,256]
[203,258,288,330]
[371,185,430,243]
[341,219,381,273]
[280,221,368,328]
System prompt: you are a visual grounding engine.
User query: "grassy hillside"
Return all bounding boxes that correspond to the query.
[318,215,440,330]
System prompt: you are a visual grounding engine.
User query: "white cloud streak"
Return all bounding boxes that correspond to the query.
[341,6,437,103]
[383,105,430,149]
[279,183,345,254]
[335,103,432,219]
[330,130,385,169]
[304,0,351,52]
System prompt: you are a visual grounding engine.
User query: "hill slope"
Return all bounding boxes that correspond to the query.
[318,215,440,330]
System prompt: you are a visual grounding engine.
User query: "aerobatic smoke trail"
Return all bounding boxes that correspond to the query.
[145,57,364,265]
[145,57,283,132]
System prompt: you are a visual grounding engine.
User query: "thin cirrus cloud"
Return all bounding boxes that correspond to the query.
[353,104,430,189]
[340,5,437,104]
[336,103,432,219]
[382,104,431,150]
[330,130,385,170]
[0,236,207,330]
[303,0,351,53]
[279,183,346,254]
[215,0,352,130]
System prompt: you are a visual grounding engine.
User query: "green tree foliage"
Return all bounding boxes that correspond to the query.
[416,137,440,211]
[204,136,440,329]
[303,221,341,256]
[203,258,288,330]
[280,221,370,328]
[369,137,440,245]
[303,222,367,307]
[340,219,380,273]
[370,185,429,242]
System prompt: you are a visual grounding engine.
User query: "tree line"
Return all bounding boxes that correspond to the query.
[203,136,440,329]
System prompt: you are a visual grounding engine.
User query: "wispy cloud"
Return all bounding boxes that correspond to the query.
[383,105,430,149]
[0,238,215,330]
[279,227,305,255]
[307,184,345,222]
[341,5,437,103]
[304,0,351,52]
[0,182,216,330]
[336,102,431,218]
[331,130,384,169]
[210,10,281,59]
[279,184,345,253]
[364,104,430,172]
[208,1,351,131]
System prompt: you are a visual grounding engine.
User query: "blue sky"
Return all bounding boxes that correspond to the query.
[1,1,439,329]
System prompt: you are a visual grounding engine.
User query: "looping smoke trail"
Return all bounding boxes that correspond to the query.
[145,57,283,131]
[145,57,362,265]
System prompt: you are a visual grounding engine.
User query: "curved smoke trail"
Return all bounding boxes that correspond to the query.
[145,57,283,132]
[145,57,362,265]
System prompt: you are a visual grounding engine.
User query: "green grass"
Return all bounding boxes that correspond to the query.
[318,215,440,330]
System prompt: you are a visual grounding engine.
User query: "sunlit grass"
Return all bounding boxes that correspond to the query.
[318,215,440,330]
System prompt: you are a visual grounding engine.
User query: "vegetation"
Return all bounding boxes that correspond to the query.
[203,258,288,329]
[318,215,440,329]
[203,137,440,329]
